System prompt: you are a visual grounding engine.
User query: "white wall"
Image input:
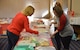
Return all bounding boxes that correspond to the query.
[0,0,49,18]
[0,0,26,18]
[68,0,80,16]
[72,0,80,16]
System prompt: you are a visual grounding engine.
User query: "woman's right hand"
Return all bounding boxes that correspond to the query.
[34,31,39,35]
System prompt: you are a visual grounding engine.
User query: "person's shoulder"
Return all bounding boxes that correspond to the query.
[61,13,65,17]
[60,13,66,19]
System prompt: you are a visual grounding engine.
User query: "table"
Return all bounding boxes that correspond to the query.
[14,32,55,50]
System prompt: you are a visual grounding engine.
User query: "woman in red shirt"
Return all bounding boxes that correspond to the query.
[7,6,39,50]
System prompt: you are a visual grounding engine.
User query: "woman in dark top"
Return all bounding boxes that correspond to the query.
[50,2,63,50]
[51,6,74,50]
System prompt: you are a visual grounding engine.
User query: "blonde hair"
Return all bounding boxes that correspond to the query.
[21,6,35,16]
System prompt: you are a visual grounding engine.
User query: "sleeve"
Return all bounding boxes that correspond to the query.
[57,15,66,32]
[24,17,38,34]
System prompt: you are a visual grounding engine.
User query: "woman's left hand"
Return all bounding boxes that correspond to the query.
[50,30,58,38]
[50,34,55,38]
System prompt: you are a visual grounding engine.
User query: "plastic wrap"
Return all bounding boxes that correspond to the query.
[35,46,56,50]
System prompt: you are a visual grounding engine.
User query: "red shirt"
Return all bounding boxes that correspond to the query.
[7,12,38,36]
[57,14,66,32]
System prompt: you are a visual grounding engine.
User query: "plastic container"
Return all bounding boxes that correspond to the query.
[14,45,34,50]
[35,46,56,50]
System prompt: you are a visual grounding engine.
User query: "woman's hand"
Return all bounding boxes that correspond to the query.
[35,31,39,36]
[34,31,39,34]
[50,30,58,38]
